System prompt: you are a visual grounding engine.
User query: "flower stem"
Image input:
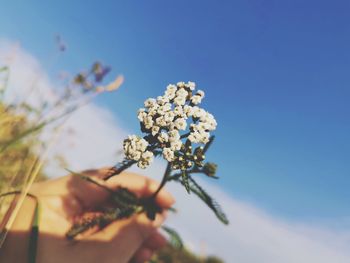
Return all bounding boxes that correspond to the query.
[180,132,190,139]
[151,162,172,198]
[104,159,136,180]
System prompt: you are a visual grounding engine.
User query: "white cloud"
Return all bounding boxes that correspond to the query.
[0,39,128,177]
[0,39,57,107]
[165,180,350,262]
[2,40,350,263]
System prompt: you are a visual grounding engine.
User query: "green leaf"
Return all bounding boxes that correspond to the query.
[67,169,138,208]
[112,187,138,208]
[104,159,136,180]
[162,225,183,250]
[0,66,9,89]
[181,170,190,194]
[0,122,46,152]
[188,177,229,225]
[66,207,135,240]
[167,206,177,213]
[202,162,219,178]
[0,66,9,72]
[28,201,40,263]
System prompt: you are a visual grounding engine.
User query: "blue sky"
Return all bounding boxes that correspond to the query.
[1,0,349,223]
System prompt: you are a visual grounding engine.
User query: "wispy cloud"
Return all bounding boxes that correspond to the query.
[2,40,350,263]
[165,180,350,262]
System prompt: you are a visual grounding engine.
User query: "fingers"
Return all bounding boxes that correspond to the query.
[104,171,175,209]
[130,248,153,263]
[66,168,175,210]
[143,231,167,250]
[84,212,166,262]
[73,168,175,209]
[88,211,166,242]
[65,170,110,209]
[130,231,167,263]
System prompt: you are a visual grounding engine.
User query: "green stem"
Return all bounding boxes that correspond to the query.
[103,159,136,180]
[168,167,201,181]
[151,162,172,199]
[180,132,190,139]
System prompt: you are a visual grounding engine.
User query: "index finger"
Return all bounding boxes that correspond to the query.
[74,168,175,209]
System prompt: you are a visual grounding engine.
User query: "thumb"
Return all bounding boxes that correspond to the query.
[84,211,166,262]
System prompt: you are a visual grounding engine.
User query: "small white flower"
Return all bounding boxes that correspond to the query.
[137,151,154,169]
[158,132,169,143]
[177,81,186,88]
[176,88,188,98]
[168,129,180,142]
[174,118,187,130]
[190,95,202,105]
[142,151,154,161]
[129,150,142,161]
[188,131,201,143]
[187,81,196,90]
[158,102,172,115]
[137,108,147,122]
[192,106,200,117]
[168,122,175,131]
[197,90,205,97]
[188,129,210,144]
[143,115,154,129]
[151,125,160,136]
[192,107,206,119]
[173,106,185,117]
[123,135,149,161]
[170,140,182,151]
[200,112,217,131]
[183,105,194,117]
[157,95,169,105]
[174,95,186,106]
[196,121,210,131]
[147,105,158,116]
[156,116,167,127]
[157,105,167,116]
[138,138,148,152]
[166,84,177,93]
[164,111,175,123]
[144,98,157,108]
[200,132,210,143]
[190,123,202,133]
[164,103,172,111]
[165,84,177,100]
[163,147,175,162]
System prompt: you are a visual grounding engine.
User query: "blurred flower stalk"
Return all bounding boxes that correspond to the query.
[0,42,123,245]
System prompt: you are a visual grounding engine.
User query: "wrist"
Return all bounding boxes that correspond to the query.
[0,194,37,262]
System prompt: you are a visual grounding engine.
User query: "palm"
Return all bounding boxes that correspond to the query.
[3,169,174,263]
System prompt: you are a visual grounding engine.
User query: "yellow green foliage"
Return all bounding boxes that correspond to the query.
[0,102,46,193]
[152,245,224,263]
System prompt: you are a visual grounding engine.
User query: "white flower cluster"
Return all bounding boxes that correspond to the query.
[124,81,217,169]
[123,135,154,168]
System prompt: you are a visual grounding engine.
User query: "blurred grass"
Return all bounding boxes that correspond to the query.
[152,244,224,263]
[0,102,47,226]
[0,102,46,192]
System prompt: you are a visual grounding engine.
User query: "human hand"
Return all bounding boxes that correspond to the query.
[0,168,175,263]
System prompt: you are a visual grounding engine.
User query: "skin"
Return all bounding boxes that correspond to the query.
[0,168,175,263]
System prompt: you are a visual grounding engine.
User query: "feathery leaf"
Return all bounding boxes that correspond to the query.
[162,225,183,250]
[181,170,190,194]
[188,177,229,225]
